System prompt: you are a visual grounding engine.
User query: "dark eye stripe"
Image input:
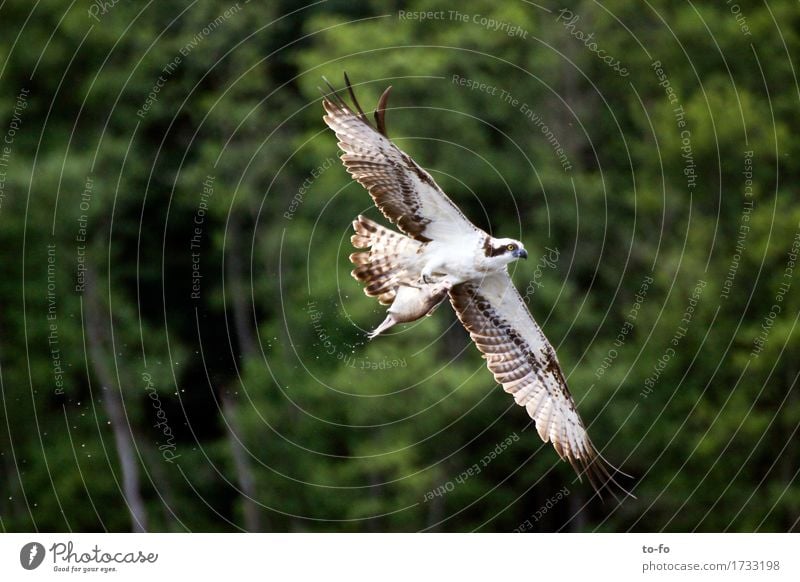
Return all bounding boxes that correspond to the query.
[483,236,518,257]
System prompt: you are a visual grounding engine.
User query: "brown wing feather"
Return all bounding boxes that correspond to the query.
[349,215,422,305]
[449,272,633,499]
[322,75,479,243]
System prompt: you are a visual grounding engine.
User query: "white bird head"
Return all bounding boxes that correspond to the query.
[485,237,528,266]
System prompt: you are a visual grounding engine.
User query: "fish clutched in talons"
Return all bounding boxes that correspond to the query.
[367,281,452,340]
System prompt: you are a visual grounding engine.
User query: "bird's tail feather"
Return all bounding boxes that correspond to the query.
[349,215,422,305]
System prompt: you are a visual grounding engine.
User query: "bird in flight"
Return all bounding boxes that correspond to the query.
[322,74,632,499]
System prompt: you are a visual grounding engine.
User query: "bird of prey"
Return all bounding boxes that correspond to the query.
[322,74,632,498]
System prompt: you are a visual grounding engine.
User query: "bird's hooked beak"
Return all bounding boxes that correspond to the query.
[513,248,528,260]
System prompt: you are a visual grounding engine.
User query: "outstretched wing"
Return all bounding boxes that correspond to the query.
[449,272,632,498]
[322,75,480,243]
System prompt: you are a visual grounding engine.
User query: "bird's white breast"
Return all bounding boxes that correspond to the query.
[423,234,488,285]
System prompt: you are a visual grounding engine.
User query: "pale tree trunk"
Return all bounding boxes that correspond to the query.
[84,265,148,532]
[425,459,455,531]
[224,218,263,531]
[425,484,445,531]
[141,444,181,531]
[227,217,258,361]
[219,388,261,531]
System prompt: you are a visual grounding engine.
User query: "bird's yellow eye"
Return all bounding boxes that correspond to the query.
[507,244,515,251]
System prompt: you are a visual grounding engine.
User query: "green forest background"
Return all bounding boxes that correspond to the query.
[0,0,798,532]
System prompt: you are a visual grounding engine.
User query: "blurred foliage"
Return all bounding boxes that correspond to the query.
[0,0,798,532]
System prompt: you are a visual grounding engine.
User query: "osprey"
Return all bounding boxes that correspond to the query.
[322,75,632,498]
